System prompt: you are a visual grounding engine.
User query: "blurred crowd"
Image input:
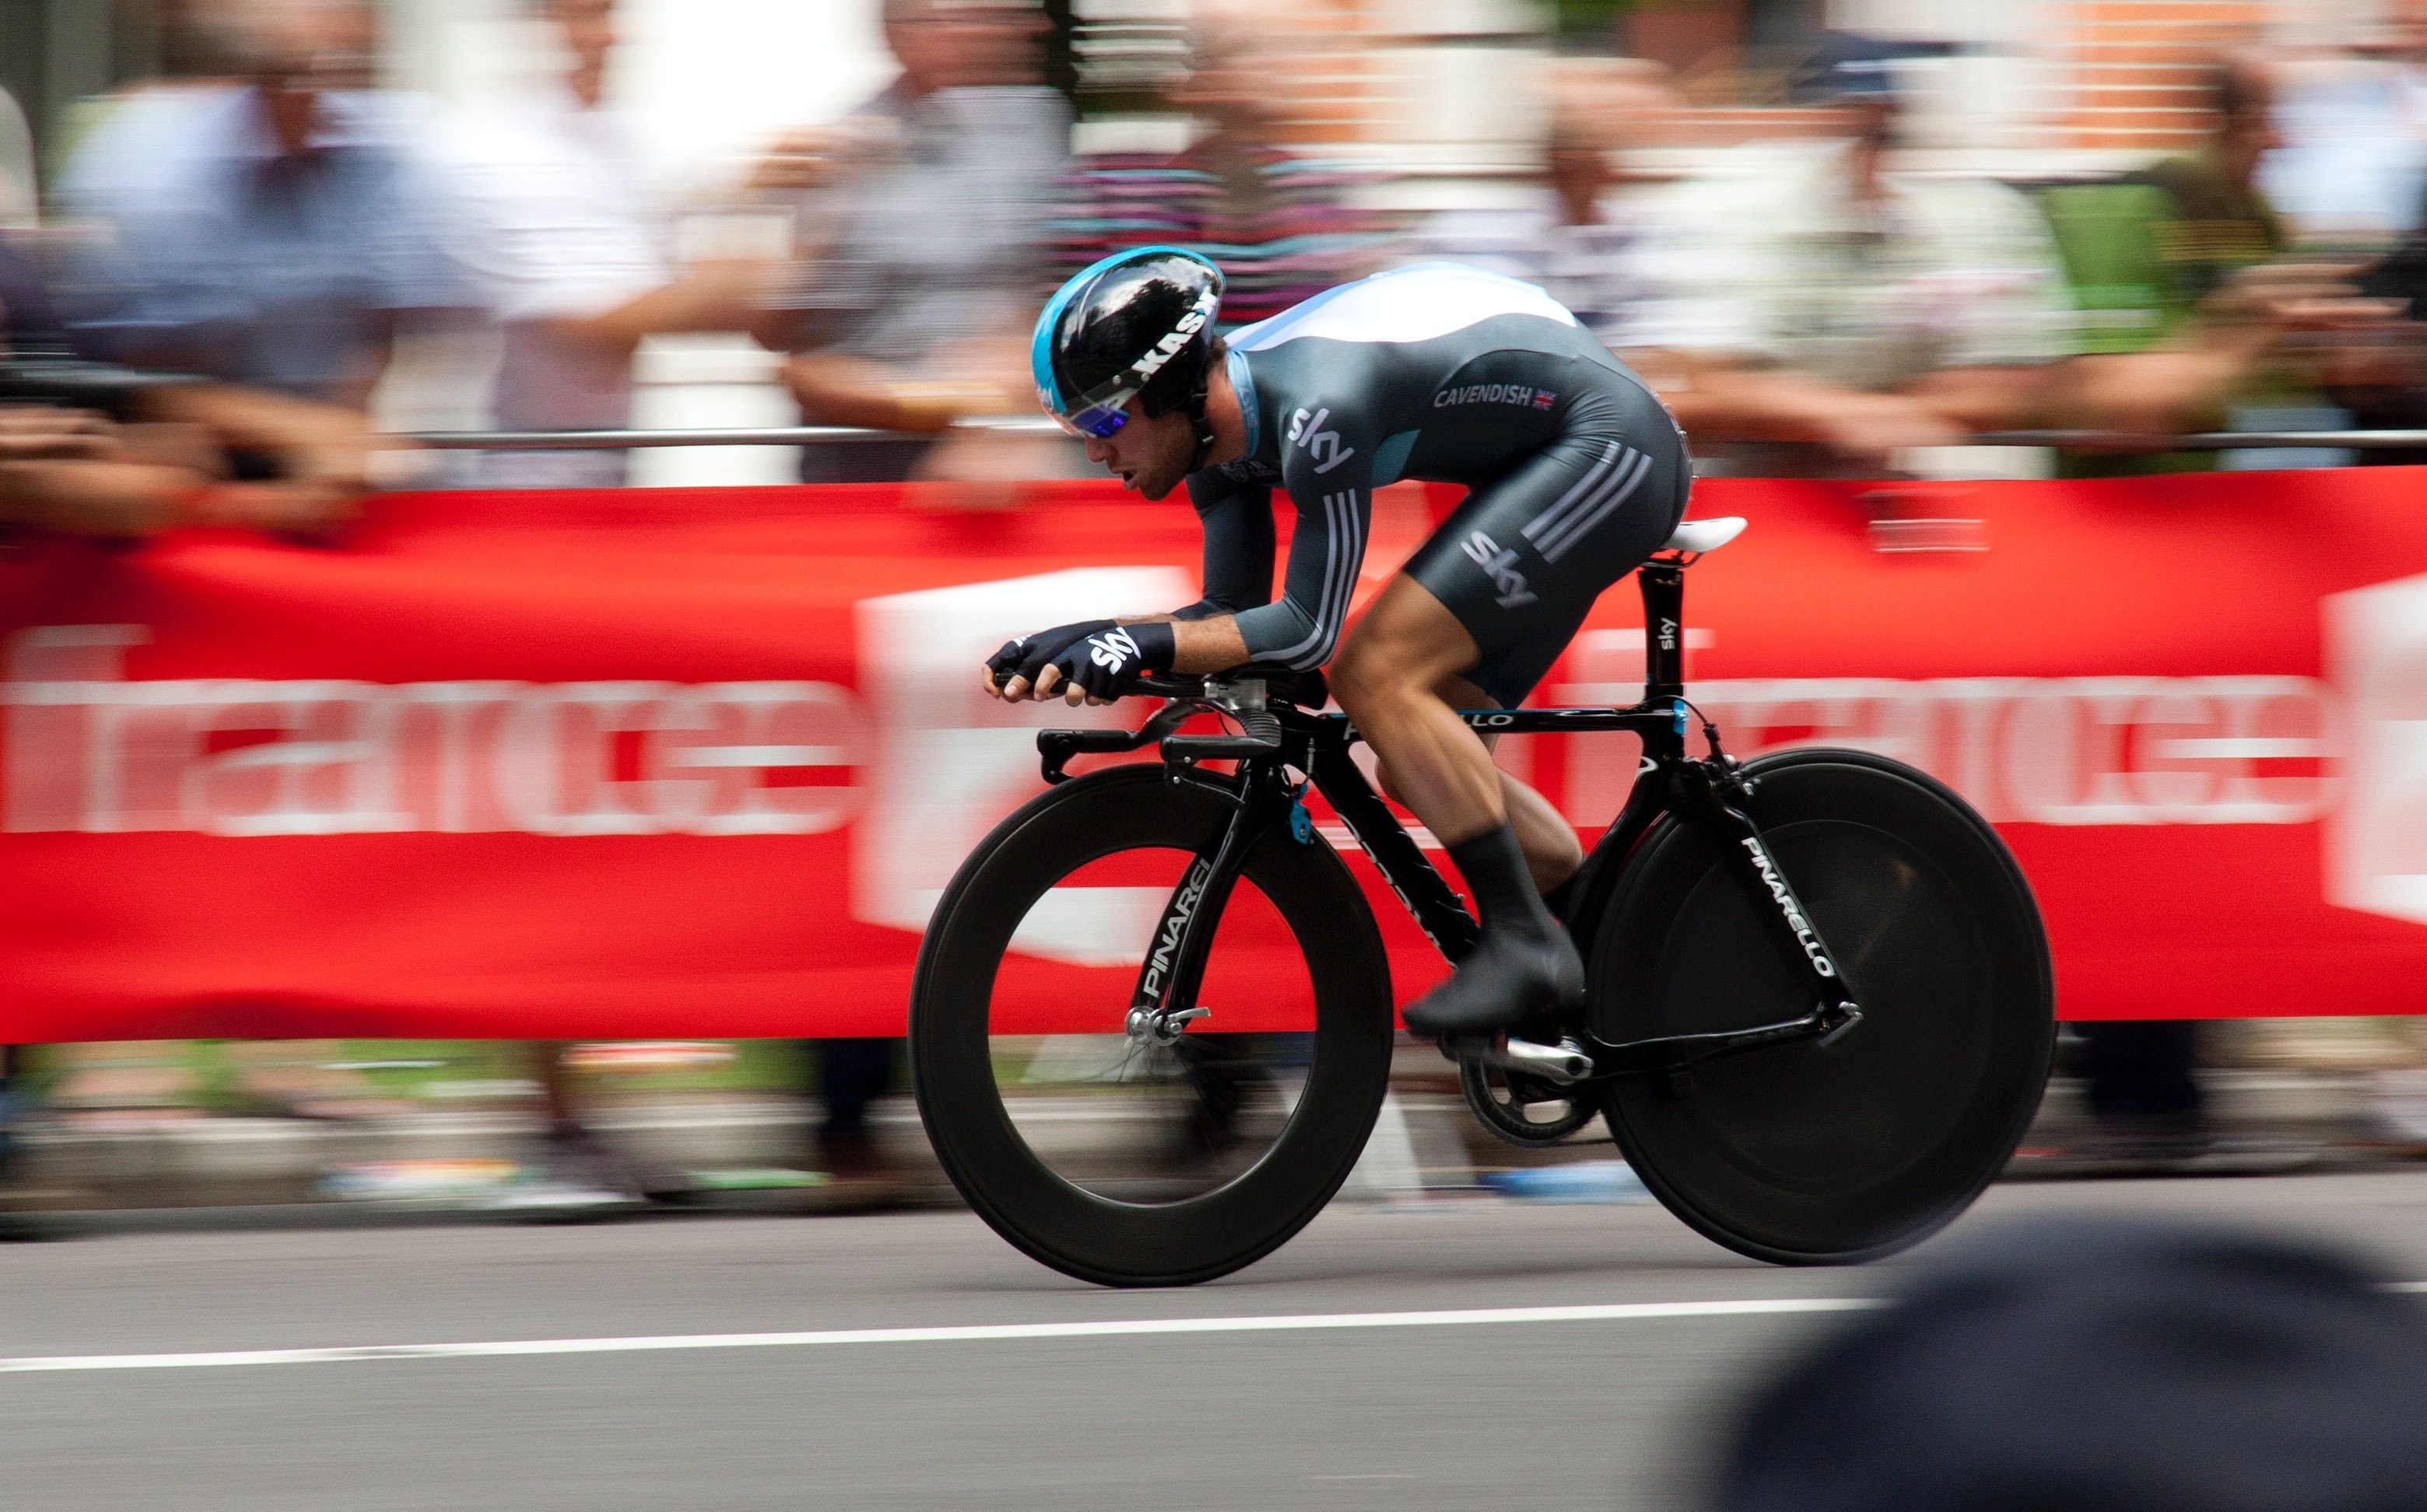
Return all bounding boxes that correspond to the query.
[18,0,2427,1209]
[24,0,2427,518]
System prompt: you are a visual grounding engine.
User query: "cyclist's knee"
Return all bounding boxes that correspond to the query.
[1329,643,1400,721]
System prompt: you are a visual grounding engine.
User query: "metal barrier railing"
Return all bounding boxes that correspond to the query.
[405,423,2427,454]
[409,419,1062,451]
[1974,430,2427,451]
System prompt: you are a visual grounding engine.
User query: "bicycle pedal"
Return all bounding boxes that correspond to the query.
[1443,1033,1592,1086]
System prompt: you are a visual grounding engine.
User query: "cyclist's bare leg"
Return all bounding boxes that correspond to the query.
[1373,675,1580,895]
[1333,576,1584,1035]
[1339,577,1582,888]
[1330,576,1506,849]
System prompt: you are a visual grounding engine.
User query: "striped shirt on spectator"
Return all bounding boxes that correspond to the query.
[1049,145,1394,332]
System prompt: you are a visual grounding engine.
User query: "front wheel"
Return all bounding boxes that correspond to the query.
[910,766,1396,1287]
[1591,749,2054,1265]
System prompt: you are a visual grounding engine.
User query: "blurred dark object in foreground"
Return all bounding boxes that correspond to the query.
[1713,1217,2427,1511]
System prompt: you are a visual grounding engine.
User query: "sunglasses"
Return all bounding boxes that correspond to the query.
[1047,377,1140,440]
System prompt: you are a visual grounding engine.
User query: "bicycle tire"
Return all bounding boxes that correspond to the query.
[1592,749,2053,1265]
[910,765,1395,1287]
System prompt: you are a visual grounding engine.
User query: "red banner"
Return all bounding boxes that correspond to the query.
[0,468,2422,1042]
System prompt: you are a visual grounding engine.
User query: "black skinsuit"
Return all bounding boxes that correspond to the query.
[1179,261,1691,707]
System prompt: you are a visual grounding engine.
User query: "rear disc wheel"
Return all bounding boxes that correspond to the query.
[1592,749,2053,1264]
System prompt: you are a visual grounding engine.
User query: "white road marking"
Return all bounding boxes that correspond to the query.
[0,1297,1881,1377]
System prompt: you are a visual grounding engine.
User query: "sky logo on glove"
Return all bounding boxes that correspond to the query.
[1089,627,1142,669]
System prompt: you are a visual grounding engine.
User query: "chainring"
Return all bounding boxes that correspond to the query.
[1458,1057,1601,1146]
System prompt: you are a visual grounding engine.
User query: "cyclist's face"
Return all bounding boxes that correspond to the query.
[1082,398,1191,500]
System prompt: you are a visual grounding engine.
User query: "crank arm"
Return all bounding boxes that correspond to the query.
[1592,1001,1863,1077]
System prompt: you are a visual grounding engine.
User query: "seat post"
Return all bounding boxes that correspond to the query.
[1637,561,1685,700]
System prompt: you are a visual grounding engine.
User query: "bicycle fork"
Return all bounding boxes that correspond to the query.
[1125,791,1275,1046]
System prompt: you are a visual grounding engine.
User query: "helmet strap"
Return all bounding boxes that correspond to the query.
[1184,364,1215,474]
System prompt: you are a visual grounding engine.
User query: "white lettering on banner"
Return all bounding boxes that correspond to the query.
[1555,658,2337,829]
[1,626,865,837]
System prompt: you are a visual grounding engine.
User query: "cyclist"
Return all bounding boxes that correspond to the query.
[988,248,1690,1037]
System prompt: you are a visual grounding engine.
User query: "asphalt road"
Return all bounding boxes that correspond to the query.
[11,1171,2427,1510]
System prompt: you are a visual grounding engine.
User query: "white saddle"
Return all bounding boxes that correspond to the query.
[1662,516,1746,555]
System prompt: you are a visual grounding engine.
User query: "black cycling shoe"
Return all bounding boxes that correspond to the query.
[1404,920,1585,1037]
[1403,823,1586,1037]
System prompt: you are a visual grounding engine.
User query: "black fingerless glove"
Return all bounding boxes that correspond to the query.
[987,619,1114,689]
[1048,621,1176,700]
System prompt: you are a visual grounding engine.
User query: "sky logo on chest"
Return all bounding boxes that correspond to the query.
[1435,383,1556,410]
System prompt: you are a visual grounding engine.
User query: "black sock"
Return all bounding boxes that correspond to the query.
[1448,823,1556,938]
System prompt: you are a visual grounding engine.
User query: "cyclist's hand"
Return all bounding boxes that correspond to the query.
[986,619,1114,701]
[1042,622,1174,705]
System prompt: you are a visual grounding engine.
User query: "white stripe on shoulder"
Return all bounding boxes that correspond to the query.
[1234,264,1579,353]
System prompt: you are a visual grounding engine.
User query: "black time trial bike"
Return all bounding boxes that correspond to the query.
[909,516,2055,1288]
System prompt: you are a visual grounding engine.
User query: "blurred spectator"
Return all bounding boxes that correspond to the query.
[2,231,385,535]
[2043,56,2283,354]
[2037,55,2392,1152]
[1618,37,2073,476]
[1407,63,1673,347]
[2319,41,2427,465]
[1048,0,1392,333]
[2332,233,2427,462]
[437,0,784,1209]
[748,0,1068,1197]
[1712,1218,2427,1510]
[0,239,214,535]
[440,0,773,489]
[2264,5,2427,241]
[53,0,468,520]
[750,0,1068,488]
[2037,51,2355,475]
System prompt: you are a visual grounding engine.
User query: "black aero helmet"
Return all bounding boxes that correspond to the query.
[1031,247,1224,448]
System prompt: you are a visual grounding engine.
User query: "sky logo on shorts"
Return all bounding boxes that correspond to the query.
[1461,529,1538,610]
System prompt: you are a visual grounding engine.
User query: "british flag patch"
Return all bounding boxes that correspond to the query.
[1532,391,1556,409]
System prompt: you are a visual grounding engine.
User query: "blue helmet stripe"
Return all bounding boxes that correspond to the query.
[1029,245,1219,415]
